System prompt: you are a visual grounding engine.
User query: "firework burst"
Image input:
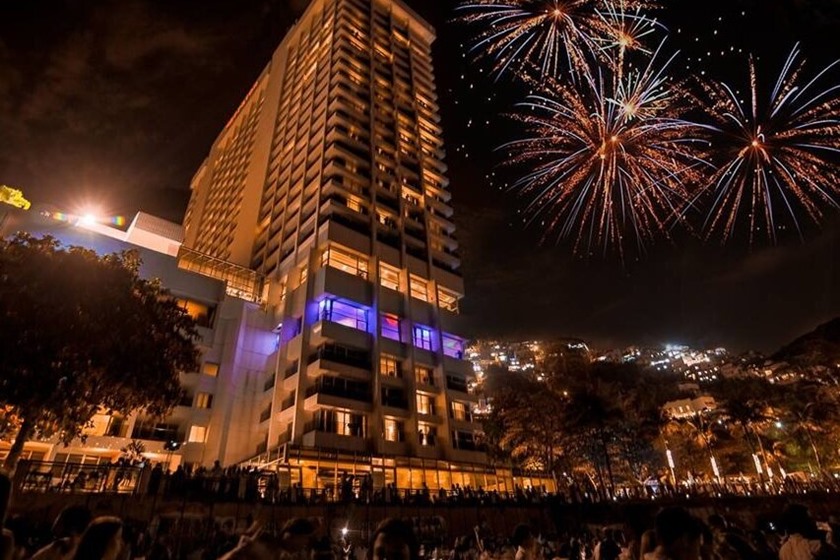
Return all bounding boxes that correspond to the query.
[456,0,640,79]
[505,49,705,255]
[697,45,840,243]
[595,0,662,75]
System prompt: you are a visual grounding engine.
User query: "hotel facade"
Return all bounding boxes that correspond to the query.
[1,0,554,493]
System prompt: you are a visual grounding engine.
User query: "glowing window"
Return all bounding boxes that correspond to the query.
[415,366,434,386]
[319,298,368,331]
[409,275,430,302]
[379,262,400,291]
[413,326,433,351]
[381,313,402,342]
[188,425,207,443]
[442,334,466,359]
[202,362,219,377]
[384,417,403,442]
[335,410,365,437]
[176,299,215,328]
[418,422,436,446]
[451,401,470,422]
[194,393,213,409]
[321,244,369,279]
[380,354,401,378]
[437,287,460,313]
[416,393,435,415]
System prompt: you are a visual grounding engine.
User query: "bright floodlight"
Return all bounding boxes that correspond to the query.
[341,528,349,537]
[79,213,97,226]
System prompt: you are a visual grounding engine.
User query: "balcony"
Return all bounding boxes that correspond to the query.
[305,376,371,403]
[280,394,296,411]
[308,343,372,371]
[300,429,369,453]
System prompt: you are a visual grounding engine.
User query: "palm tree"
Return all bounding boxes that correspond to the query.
[712,378,777,481]
[780,382,840,475]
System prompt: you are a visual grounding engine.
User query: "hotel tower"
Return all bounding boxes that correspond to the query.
[178,0,504,490]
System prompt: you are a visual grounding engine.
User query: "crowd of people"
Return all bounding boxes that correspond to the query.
[15,459,840,509]
[4,469,840,559]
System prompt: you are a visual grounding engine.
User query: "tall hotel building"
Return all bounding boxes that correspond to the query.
[178,0,509,490]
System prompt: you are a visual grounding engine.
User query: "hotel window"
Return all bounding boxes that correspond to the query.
[413,326,433,351]
[416,393,435,416]
[384,417,404,442]
[176,298,215,328]
[201,362,219,377]
[188,425,207,443]
[298,263,308,286]
[452,430,477,450]
[380,354,401,378]
[381,313,402,342]
[379,262,400,291]
[442,334,466,359]
[418,422,437,446]
[437,287,460,313]
[319,298,368,331]
[194,393,213,409]
[415,366,434,386]
[451,401,471,422]
[321,244,369,279]
[335,410,366,437]
[409,275,430,302]
[346,195,362,212]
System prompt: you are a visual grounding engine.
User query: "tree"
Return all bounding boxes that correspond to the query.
[0,234,199,470]
[777,381,840,475]
[710,377,779,480]
[483,368,567,473]
[0,186,31,211]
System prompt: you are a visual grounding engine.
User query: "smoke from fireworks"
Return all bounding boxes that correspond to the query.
[456,0,660,79]
[697,45,840,243]
[505,48,706,255]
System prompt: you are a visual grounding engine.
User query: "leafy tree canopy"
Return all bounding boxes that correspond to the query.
[0,233,199,469]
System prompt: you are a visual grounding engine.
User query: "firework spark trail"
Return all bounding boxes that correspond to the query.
[697,44,840,244]
[505,48,707,256]
[595,0,662,78]
[456,0,661,80]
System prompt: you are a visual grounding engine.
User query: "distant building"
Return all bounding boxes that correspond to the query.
[663,396,717,420]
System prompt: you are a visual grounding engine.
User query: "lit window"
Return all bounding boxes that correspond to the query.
[451,401,470,422]
[335,410,365,437]
[413,325,433,351]
[202,362,219,377]
[442,334,465,359]
[321,244,369,279]
[379,262,400,291]
[176,299,215,328]
[381,313,402,342]
[194,393,213,409]
[415,366,434,386]
[437,287,460,313]
[299,264,308,286]
[409,275,430,302]
[384,417,403,442]
[346,196,362,212]
[188,425,207,443]
[416,393,435,415]
[418,422,436,446]
[380,354,401,378]
[319,298,368,331]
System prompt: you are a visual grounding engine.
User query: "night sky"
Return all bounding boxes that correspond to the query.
[1,0,839,352]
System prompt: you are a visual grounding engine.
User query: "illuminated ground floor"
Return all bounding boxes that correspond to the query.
[245,445,556,494]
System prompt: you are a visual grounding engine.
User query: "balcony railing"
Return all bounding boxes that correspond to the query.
[308,344,372,371]
[306,377,371,403]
